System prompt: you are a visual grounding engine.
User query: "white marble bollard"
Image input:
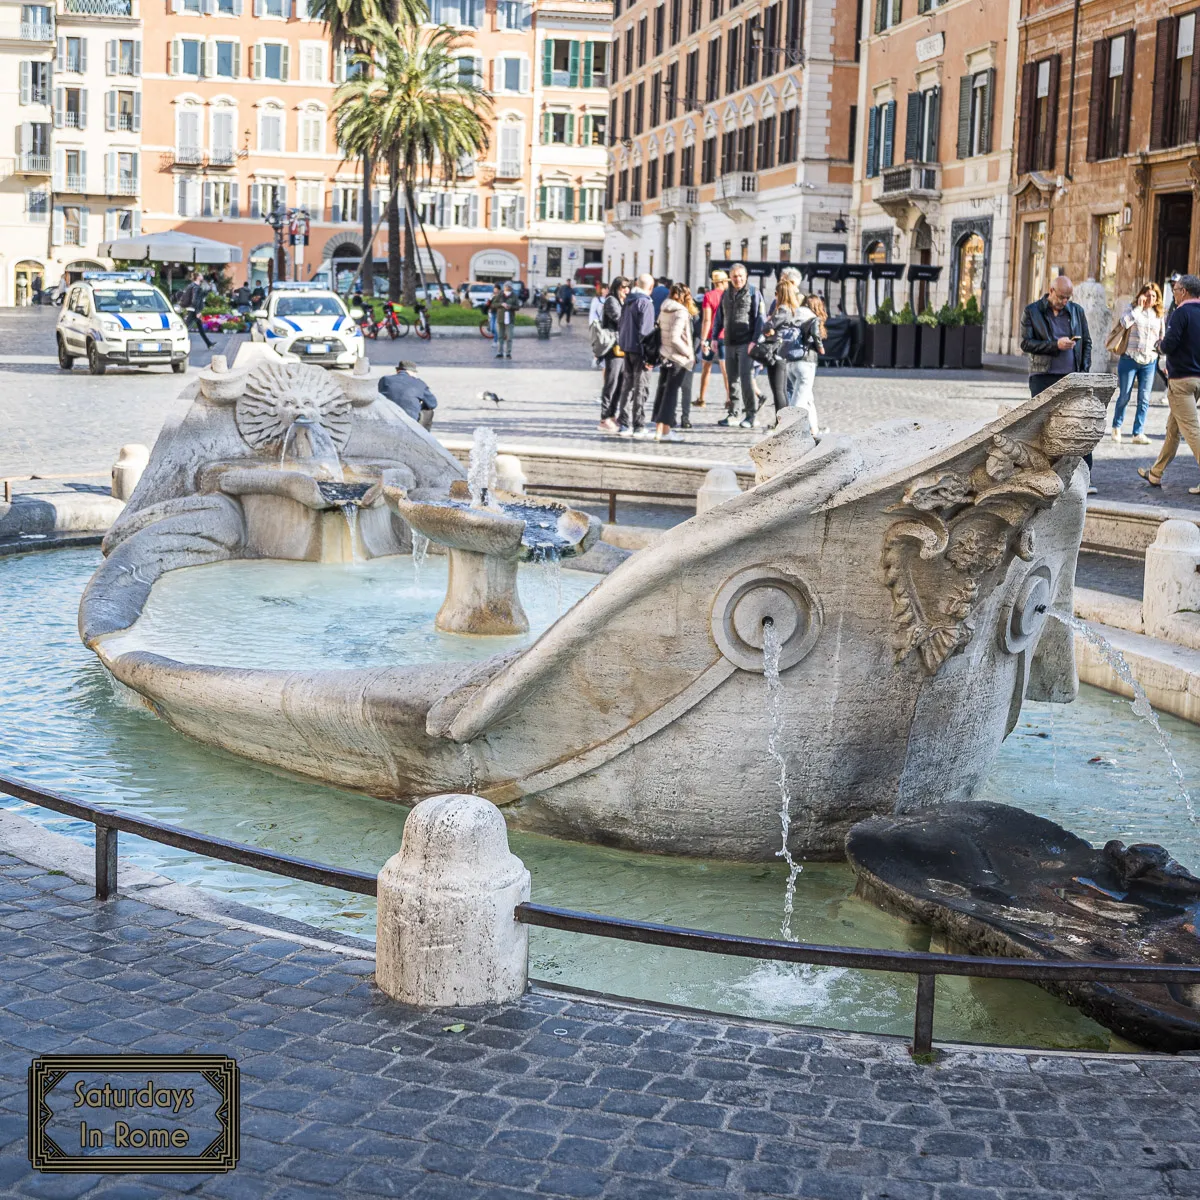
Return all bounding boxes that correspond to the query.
[376,793,531,1007]
[494,454,526,494]
[1143,519,1200,650]
[696,466,742,514]
[111,444,150,501]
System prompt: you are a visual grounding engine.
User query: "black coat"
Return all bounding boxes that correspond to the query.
[1019,296,1091,373]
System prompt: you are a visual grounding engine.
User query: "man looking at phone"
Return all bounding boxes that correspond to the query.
[1020,275,1092,396]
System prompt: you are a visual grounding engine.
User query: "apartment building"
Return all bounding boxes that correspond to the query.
[849,0,1020,351]
[1011,0,1200,342]
[602,0,858,290]
[136,0,608,290]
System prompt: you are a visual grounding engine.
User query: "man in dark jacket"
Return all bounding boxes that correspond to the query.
[598,277,628,432]
[615,273,655,437]
[556,280,574,326]
[1142,274,1200,493]
[1019,275,1091,396]
[378,362,437,428]
[179,271,214,348]
[711,262,763,427]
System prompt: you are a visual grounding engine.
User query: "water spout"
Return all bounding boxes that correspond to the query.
[341,505,360,564]
[411,531,430,580]
[763,617,803,939]
[282,414,344,483]
[467,427,499,510]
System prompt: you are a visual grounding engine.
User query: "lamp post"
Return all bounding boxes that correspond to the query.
[264,203,311,284]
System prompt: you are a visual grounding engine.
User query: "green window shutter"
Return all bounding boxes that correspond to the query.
[565,186,574,220]
[582,41,593,88]
[566,113,575,143]
[538,185,547,219]
[956,74,972,158]
[569,40,580,87]
[542,111,551,143]
[542,39,553,85]
[581,113,592,144]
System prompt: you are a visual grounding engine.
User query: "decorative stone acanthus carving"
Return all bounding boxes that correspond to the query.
[882,424,1090,675]
[234,360,352,454]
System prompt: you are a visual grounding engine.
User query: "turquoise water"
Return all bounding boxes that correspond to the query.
[3,547,1199,1049]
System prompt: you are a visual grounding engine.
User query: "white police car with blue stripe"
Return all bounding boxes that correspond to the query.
[249,282,364,368]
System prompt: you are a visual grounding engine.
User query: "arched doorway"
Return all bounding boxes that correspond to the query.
[955,232,986,308]
[324,239,362,293]
[910,219,933,312]
[13,260,45,307]
[248,243,274,288]
[469,249,520,283]
[62,259,106,286]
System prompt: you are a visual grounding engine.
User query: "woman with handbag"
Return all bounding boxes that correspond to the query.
[757,279,822,432]
[1110,283,1165,445]
[597,278,629,434]
[652,284,698,442]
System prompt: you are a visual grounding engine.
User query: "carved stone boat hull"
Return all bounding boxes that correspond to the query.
[846,802,1200,1052]
[80,362,1116,861]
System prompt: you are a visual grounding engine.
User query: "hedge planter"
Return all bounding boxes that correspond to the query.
[917,325,942,369]
[893,324,918,370]
[962,325,984,369]
[942,326,965,370]
[864,324,895,369]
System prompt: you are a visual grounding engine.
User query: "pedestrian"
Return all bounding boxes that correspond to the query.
[377,361,438,429]
[1110,282,1165,445]
[491,281,519,359]
[650,276,670,317]
[697,269,729,409]
[615,273,656,438]
[1019,274,1094,492]
[597,278,627,433]
[652,283,698,442]
[556,280,574,326]
[713,262,764,428]
[795,293,828,434]
[678,302,702,429]
[761,277,822,432]
[250,283,266,311]
[180,271,214,349]
[1138,274,1200,494]
[487,284,501,339]
[588,282,607,327]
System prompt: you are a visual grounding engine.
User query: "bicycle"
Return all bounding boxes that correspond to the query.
[413,300,432,341]
[479,313,494,339]
[381,304,410,340]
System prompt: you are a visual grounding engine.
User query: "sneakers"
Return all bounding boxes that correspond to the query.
[632,428,653,439]
[597,418,618,433]
[1111,428,1122,442]
[617,426,634,438]
[679,421,693,429]
[739,418,754,429]
[1086,485,1098,496]
[716,416,736,427]
[656,431,683,442]
[1131,433,1151,445]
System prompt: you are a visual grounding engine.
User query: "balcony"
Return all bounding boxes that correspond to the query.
[713,172,757,218]
[880,163,940,197]
[495,158,522,178]
[611,199,642,230]
[64,172,85,191]
[63,0,132,12]
[877,162,941,228]
[173,146,204,166]
[659,185,698,214]
[110,176,137,194]
[208,148,236,167]
[20,21,54,40]
[18,153,51,174]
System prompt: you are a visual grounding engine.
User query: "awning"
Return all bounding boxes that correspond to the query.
[96,230,244,265]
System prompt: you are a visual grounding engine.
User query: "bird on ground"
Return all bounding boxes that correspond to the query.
[479,390,504,407]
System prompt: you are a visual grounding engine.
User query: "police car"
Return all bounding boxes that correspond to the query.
[249,282,365,368]
[56,271,192,376]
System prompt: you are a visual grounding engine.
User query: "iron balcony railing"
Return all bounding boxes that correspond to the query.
[5,768,1200,1057]
[20,21,54,39]
[208,148,236,166]
[18,153,51,173]
[64,172,85,192]
[496,159,522,178]
[173,146,203,165]
[108,176,138,194]
[881,162,941,195]
[63,0,133,12]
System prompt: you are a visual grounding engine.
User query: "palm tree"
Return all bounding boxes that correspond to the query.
[310,0,423,296]
[335,19,491,303]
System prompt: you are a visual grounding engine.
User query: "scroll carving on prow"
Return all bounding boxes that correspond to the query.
[881,375,1109,675]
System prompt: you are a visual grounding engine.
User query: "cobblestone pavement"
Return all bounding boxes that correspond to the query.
[2,306,1196,508]
[1,850,1198,1199]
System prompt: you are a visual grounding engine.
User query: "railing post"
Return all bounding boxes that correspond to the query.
[94,823,118,901]
[608,491,617,524]
[912,972,935,1056]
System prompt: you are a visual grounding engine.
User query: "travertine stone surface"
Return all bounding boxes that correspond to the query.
[1143,518,1200,650]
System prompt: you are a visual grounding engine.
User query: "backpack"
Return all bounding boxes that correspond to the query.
[641,325,662,366]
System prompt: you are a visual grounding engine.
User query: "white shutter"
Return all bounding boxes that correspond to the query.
[171,0,184,10]
[278,183,287,207]
[78,90,88,130]
[19,62,31,105]
[280,45,289,80]
[79,40,88,73]
[131,208,141,235]
[249,182,260,217]
[52,148,64,189]
[371,187,381,224]
[105,207,117,240]
[203,181,213,217]
[202,0,215,12]
[106,40,116,75]
[468,194,478,227]
[233,0,243,13]
[488,196,498,229]
[105,90,116,131]
[132,92,141,133]
[79,208,89,246]
[79,151,88,190]
[53,87,64,128]
[105,150,116,192]
[51,205,63,245]
[253,0,263,14]
[201,41,212,78]
[133,41,141,76]
[515,194,526,230]
[170,39,180,76]
[519,56,529,93]
[252,43,262,79]
[331,189,341,223]
[229,183,238,218]
[130,152,139,184]
[20,123,32,154]
[56,37,64,72]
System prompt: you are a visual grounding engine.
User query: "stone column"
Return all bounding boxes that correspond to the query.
[111,444,150,501]
[376,794,531,1007]
[1143,519,1200,650]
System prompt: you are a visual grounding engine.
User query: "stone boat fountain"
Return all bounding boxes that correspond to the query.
[81,358,1117,861]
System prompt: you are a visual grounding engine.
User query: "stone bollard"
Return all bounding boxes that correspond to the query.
[376,793,531,1007]
[494,454,526,494]
[696,466,743,515]
[1143,519,1200,650]
[111,444,150,501]
[209,353,228,374]
[353,354,371,376]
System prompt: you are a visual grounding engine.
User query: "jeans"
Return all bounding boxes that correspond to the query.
[1113,355,1156,435]
[496,321,513,356]
[617,353,650,430]
[652,362,689,428]
[600,352,624,419]
[791,361,819,434]
[1150,376,1200,480]
[725,342,756,421]
[186,310,213,348]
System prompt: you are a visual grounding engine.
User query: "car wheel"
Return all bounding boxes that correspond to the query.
[172,360,187,374]
[56,335,74,370]
[86,341,106,376]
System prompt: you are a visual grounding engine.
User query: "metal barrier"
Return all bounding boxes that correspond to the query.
[524,484,695,524]
[2,471,110,504]
[5,771,1200,1056]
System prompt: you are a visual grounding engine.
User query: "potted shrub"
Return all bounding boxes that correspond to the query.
[893,301,917,369]
[916,303,941,369]
[864,297,896,369]
[961,295,985,368]
[939,301,965,369]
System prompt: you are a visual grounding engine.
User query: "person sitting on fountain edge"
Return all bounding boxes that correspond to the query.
[378,361,438,429]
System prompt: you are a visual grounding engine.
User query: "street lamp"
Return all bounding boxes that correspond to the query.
[264,203,311,283]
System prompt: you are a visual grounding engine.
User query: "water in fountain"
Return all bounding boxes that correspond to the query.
[341,505,360,564]
[530,544,564,615]
[1051,611,1195,823]
[467,427,499,509]
[411,531,430,580]
[762,617,803,940]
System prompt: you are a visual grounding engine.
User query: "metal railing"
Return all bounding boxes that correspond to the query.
[173,146,204,166]
[881,163,940,195]
[20,20,54,39]
[17,153,51,174]
[64,172,85,192]
[63,0,133,12]
[4,770,1200,1057]
[524,482,694,524]
[110,176,138,195]
[495,159,522,178]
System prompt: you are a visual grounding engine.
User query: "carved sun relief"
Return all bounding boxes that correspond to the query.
[234,360,352,454]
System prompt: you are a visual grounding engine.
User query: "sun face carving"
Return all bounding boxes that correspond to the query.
[234,360,352,454]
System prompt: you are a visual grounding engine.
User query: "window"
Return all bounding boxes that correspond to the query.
[105,207,139,238]
[497,0,531,30]
[736,125,753,171]
[744,16,760,87]
[647,158,658,198]
[720,129,735,173]
[623,27,633,75]
[176,176,201,218]
[21,121,50,165]
[62,37,85,74]
[541,184,573,220]
[177,108,201,158]
[105,89,140,133]
[260,0,285,15]
[1094,213,1120,309]
[955,232,985,307]
[457,56,482,86]
[26,187,49,222]
[257,43,288,81]
[61,205,85,246]
[635,81,645,133]
[725,26,740,94]
[785,0,802,64]
[653,5,664,56]
[259,107,283,151]
[685,50,698,106]
[295,179,321,214]
[251,181,284,217]
[331,185,359,222]
[904,87,939,162]
[430,0,483,27]
[62,148,84,192]
[1150,14,1198,150]
[709,0,722,19]
[778,106,798,163]
[705,39,720,102]
[701,134,716,182]
[630,164,641,201]
[498,123,522,175]
[612,35,620,83]
[1088,34,1133,161]
[301,44,324,82]
[874,0,901,33]
[680,143,694,185]
[589,42,608,87]
[543,111,574,144]
[1019,57,1059,172]
[112,150,138,191]
[108,39,139,77]
[19,62,51,105]
[58,87,86,129]
[490,192,525,230]
[216,41,238,78]
[544,39,580,87]
[669,0,681,45]
[760,236,769,259]
[204,180,238,218]
[582,112,607,145]
[582,187,604,221]
[958,70,993,158]
[299,109,324,153]
[762,4,781,76]
[547,247,562,276]
[637,17,647,67]
[661,150,675,187]
[22,5,51,36]
[650,71,662,127]
[173,38,202,76]
[211,109,235,162]
[621,89,631,139]
[218,0,237,12]
[779,231,791,261]
[865,100,895,175]
[756,116,775,169]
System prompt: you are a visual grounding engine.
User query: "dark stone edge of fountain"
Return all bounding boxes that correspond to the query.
[846,807,1200,1054]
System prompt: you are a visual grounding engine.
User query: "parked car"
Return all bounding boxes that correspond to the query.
[55,271,191,376]
[463,282,500,309]
[413,282,457,304]
[249,282,366,368]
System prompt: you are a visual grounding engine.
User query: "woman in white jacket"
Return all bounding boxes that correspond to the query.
[652,284,698,442]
